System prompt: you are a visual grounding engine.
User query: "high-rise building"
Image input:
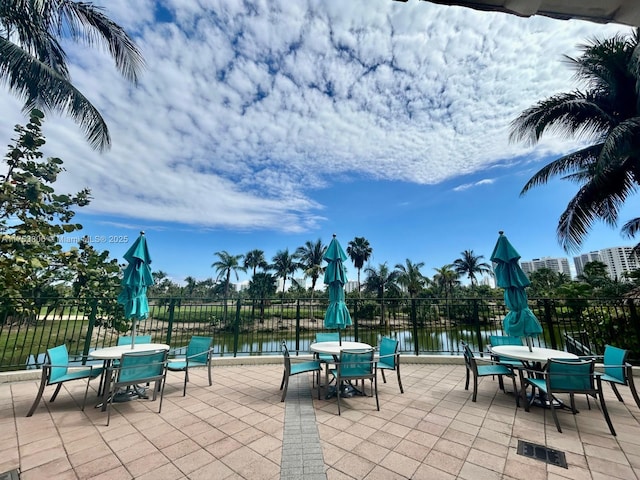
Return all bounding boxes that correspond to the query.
[520,257,572,277]
[573,251,602,278]
[598,246,640,280]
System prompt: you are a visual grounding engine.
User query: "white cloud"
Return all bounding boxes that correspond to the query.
[453,178,496,192]
[0,0,631,232]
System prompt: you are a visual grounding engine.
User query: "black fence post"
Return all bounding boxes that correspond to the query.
[353,299,359,342]
[233,298,241,357]
[81,299,98,365]
[295,299,301,352]
[473,299,483,355]
[543,299,559,350]
[166,299,176,346]
[411,299,419,356]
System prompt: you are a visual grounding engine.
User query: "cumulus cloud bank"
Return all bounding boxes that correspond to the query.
[0,0,629,232]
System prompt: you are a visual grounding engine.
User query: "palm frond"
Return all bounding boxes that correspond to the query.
[0,37,110,151]
[597,117,640,173]
[509,92,612,145]
[55,1,145,83]
[621,217,640,238]
[520,144,602,194]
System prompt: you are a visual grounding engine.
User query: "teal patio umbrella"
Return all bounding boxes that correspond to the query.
[323,235,352,345]
[117,231,154,348]
[490,231,542,351]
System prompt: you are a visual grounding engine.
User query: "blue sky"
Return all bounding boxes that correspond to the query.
[2,0,638,285]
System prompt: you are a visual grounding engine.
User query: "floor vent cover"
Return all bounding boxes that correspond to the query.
[517,440,568,469]
[0,469,19,480]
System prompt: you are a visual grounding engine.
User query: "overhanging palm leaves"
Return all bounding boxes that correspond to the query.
[511,28,640,252]
[0,0,144,151]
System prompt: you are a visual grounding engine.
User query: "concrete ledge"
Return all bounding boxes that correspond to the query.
[0,354,465,383]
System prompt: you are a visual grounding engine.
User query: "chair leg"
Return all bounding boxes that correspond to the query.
[596,377,616,436]
[50,383,63,403]
[510,375,519,407]
[610,383,624,402]
[373,376,379,411]
[396,365,404,394]
[627,369,640,409]
[465,368,470,391]
[472,375,478,402]
[81,376,91,412]
[337,379,341,415]
[381,369,387,384]
[183,369,188,397]
[281,375,289,402]
[548,394,563,433]
[207,361,212,387]
[26,368,48,417]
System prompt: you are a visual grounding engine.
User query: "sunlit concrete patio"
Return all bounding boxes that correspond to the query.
[2,360,640,479]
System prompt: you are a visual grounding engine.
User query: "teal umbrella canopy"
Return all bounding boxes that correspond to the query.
[323,235,352,338]
[490,232,542,346]
[117,232,154,347]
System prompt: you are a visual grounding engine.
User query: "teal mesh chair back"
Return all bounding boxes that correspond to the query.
[47,345,70,383]
[187,336,213,365]
[340,350,374,377]
[489,335,522,346]
[377,336,403,393]
[547,359,594,392]
[462,343,477,374]
[117,335,152,346]
[316,332,339,343]
[603,344,627,383]
[118,350,166,383]
[379,337,398,368]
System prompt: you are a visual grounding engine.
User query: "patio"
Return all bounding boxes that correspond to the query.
[1,361,640,479]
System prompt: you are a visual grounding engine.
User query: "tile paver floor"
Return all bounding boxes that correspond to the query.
[2,361,640,479]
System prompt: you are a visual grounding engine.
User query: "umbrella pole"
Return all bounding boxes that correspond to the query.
[338,330,342,346]
[131,319,136,349]
[526,337,532,352]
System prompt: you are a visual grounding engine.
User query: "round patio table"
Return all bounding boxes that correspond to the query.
[490,345,578,409]
[90,343,169,408]
[310,341,373,399]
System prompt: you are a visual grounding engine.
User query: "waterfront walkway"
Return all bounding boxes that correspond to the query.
[2,362,640,479]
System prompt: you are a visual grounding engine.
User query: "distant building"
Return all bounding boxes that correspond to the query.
[520,257,572,277]
[478,274,496,288]
[344,281,359,294]
[573,251,602,278]
[598,246,640,280]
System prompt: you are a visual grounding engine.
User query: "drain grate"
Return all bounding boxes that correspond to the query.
[0,469,19,480]
[517,440,568,469]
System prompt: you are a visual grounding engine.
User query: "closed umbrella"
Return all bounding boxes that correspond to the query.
[490,231,542,351]
[117,231,154,348]
[323,235,352,345]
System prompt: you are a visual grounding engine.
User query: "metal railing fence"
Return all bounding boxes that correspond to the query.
[2,296,639,371]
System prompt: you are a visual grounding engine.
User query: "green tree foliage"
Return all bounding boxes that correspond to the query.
[452,250,492,287]
[346,236,372,296]
[432,265,460,299]
[510,29,640,252]
[0,0,144,151]
[244,249,268,278]
[247,272,276,323]
[394,259,427,298]
[528,267,568,298]
[0,110,89,308]
[211,250,245,300]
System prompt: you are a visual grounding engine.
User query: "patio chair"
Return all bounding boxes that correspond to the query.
[314,332,339,385]
[488,335,525,388]
[280,341,322,402]
[103,349,168,426]
[117,335,152,346]
[167,336,214,396]
[462,342,518,405]
[26,344,103,417]
[377,336,403,393]
[330,348,379,415]
[584,344,640,410]
[520,358,616,435]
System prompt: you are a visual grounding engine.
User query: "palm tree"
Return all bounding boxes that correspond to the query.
[0,0,145,151]
[346,237,372,296]
[453,250,492,287]
[510,29,640,252]
[212,251,245,321]
[244,249,268,278]
[247,272,276,323]
[432,265,460,299]
[183,276,197,297]
[394,259,427,298]
[294,239,326,320]
[271,249,298,317]
[364,262,400,327]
